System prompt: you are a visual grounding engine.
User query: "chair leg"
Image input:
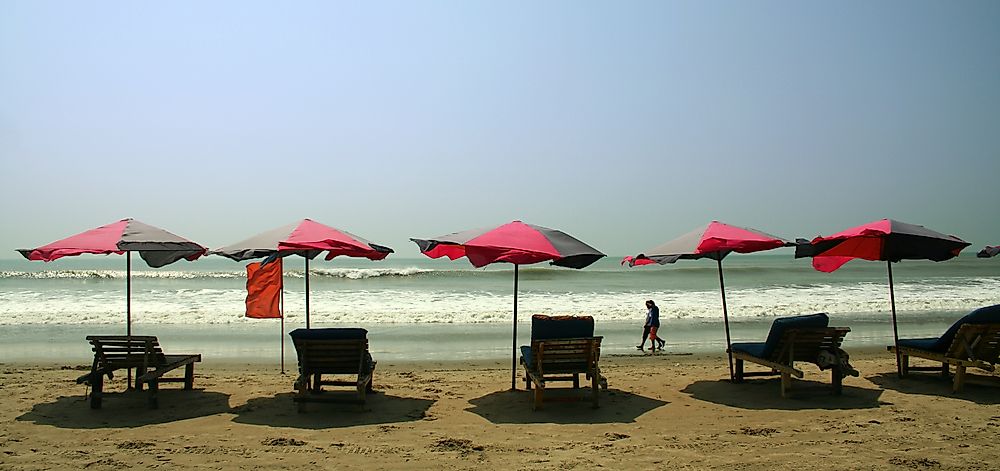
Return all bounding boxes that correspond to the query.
[780,372,791,398]
[900,353,909,376]
[573,373,579,389]
[135,367,145,391]
[184,363,195,390]
[148,380,159,409]
[940,362,950,379]
[591,371,600,409]
[90,374,104,409]
[953,365,966,393]
[832,367,843,396]
[532,385,543,411]
[734,359,745,383]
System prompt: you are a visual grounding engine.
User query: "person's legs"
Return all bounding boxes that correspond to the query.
[637,325,651,350]
[650,326,661,351]
[652,325,665,350]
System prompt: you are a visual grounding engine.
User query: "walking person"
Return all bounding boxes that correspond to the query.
[637,299,666,351]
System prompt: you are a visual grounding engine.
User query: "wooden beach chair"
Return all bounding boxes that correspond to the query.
[519,315,605,410]
[729,313,857,398]
[888,304,1000,392]
[289,328,375,412]
[75,335,201,409]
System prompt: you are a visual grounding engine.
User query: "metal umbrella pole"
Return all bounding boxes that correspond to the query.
[717,258,735,381]
[511,264,519,390]
[888,261,902,377]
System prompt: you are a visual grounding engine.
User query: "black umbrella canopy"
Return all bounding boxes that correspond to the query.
[978,246,999,258]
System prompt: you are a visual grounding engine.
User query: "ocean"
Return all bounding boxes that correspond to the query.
[1,252,998,364]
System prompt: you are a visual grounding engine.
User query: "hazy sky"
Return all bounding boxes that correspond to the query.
[2,1,998,258]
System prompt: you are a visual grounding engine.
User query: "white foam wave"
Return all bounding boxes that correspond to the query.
[1,279,998,325]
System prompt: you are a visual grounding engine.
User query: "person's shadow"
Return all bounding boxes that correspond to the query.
[231,391,435,429]
[466,388,667,424]
[17,389,232,429]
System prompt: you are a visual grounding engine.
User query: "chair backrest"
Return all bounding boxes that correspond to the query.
[945,323,1000,363]
[760,313,829,359]
[770,328,851,363]
[86,335,165,368]
[930,304,1000,353]
[289,328,369,375]
[530,337,602,375]
[530,314,595,341]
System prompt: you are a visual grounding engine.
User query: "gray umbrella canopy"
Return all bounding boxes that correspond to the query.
[978,246,999,258]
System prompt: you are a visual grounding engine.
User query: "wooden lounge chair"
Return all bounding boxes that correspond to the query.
[888,304,1000,392]
[289,328,375,412]
[519,315,605,410]
[75,335,201,409]
[729,313,857,398]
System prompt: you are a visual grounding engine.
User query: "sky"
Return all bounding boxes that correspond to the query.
[2,1,998,258]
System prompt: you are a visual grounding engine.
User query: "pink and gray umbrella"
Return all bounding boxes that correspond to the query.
[624,221,790,381]
[211,219,393,328]
[978,246,999,258]
[794,218,970,375]
[412,220,606,389]
[17,218,208,335]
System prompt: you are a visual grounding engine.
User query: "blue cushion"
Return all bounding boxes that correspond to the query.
[530,315,595,341]
[897,338,939,351]
[761,313,829,358]
[911,304,1000,353]
[289,328,368,340]
[730,342,767,359]
[520,345,534,367]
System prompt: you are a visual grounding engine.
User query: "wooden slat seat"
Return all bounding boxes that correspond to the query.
[889,323,1000,393]
[75,335,201,409]
[729,313,857,397]
[289,328,375,412]
[519,315,605,410]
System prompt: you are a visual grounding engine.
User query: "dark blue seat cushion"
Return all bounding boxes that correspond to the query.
[289,328,368,340]
[758,313,829,359]
[729,342,767,359]
[904,304,1000,353]
[896,338,939,351]
[529,315,595,341]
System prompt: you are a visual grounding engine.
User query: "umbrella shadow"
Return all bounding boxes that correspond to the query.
[867,372,1000,404]
[231,391,435,429]
[465,388,667,424]
[680,378,884,410]
[16,389,232,429]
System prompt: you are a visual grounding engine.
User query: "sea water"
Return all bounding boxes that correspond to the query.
[1,253,998,364]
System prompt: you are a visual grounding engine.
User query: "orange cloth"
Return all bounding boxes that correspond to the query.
[245,259,282,319]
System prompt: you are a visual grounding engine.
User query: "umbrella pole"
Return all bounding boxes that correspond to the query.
[511,265,519,391]
[717,258,735,382]
[280,269,285,375]
[888,261,902,377]
[126,251,133,389]
[305,257,310,329]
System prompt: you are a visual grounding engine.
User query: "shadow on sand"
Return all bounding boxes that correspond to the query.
[231,391,434,429]
[681,378,884,410]
[17,389,232,429]
[867,372,1000,404]
[466,388,667,424]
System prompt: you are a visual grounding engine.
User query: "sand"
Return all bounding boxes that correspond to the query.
[1,349,998,470]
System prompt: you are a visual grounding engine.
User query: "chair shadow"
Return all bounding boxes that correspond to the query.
[16,389,232,429]
[680,378,884,410]
[231,391,435,429]
[867,372,1000,404]
[465,388,667,424]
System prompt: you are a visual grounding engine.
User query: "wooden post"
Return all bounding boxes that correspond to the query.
[511,265,519,391]
[717,258,736,382]
[888,261,902,377]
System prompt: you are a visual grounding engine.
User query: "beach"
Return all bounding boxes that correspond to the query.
[2,349,998,470]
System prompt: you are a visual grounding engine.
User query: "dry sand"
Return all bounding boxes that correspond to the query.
[2,349,998,470]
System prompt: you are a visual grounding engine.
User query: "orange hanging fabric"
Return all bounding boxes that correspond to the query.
[246,259,282,318]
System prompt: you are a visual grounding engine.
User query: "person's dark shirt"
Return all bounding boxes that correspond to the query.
[646,305,660,327]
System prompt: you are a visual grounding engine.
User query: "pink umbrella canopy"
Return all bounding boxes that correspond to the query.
[794,218,970,375]
[623,221,790,381]
[979,246,1000,258]
[18,218,207,268]
[17,218,208,336]
[412,220,606,389]
[211,219,394,328]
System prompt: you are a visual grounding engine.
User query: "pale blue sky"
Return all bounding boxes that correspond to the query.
[2,1,998,257]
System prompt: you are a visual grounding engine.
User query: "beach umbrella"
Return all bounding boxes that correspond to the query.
[411,220,606,390]
[17,218,207,336]
[977,246,999,258]
[623,221,790,381]
[210,219,393,328]
[793,218,970,376]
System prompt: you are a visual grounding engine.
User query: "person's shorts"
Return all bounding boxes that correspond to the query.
[649,326,660,338]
